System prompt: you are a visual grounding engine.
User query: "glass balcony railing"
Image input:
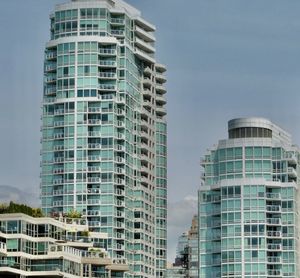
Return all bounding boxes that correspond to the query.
[99,49,116,55]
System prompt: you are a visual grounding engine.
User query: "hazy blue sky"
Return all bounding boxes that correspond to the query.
[1,0,300,261]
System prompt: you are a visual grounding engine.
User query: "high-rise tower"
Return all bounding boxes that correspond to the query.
[40,1,167,277]
[199,118,299,277]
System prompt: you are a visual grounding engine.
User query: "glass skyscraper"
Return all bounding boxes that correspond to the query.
[199,118,299,277]
[40,0,167,277]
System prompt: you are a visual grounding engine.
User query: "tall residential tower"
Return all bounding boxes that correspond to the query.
[199,118,299,277]
[40,1,167,277]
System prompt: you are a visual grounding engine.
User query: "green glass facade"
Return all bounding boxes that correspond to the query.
[199,118,299,278]
[40,1,167,277]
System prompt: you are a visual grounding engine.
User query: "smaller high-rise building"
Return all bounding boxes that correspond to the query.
[0,213,128,277]
[199,117,300,277]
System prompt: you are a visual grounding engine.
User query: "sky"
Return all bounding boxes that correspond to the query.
[1,0,300,261]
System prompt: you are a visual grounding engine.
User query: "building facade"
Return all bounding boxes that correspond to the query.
[199,118,300,277]
[0,213,128,277]
[40,0,167,277]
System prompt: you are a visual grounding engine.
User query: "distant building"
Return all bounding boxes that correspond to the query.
[0,213,128,277]
[167,215,199,278]
[174,232,189,267]
[199,117,299,277]
[187,215,198,278]
[166,265,187,278]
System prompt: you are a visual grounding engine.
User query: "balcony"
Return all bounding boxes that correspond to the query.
[88,143,101,149]
[287,167,297,178]
[45,64,56,72]
[156,84,166,94]
[87,177,101,183]
[115,221,125,228]
[99,72,116,79]
[45,76,56,84]
[99,48,116,55]
[266,193,281,200]
[54,121,64,127]
[143,77,152,87]
[53,168,64,174]
[53,157,64,163]
[267,257,281,264]
[266,218,281,225]
[266,205,281,212]
[88,107,101,113]
[53,200,63,207]
[140,120,151,131]
[156,73,167,83]
[267,231,281,238]
[53,179,64,185]
[99,84,116,91]
[141,176,148,185]
[135,26,155,42]
[116,97,126,105]
[88,221,100,227]
[45,87,56,96]
[88,119,101,125]
[115,243,125,251]
[54,133,64,139]
[135,37,155,54]
[116,133,125,140]
[115,157,125,164]
[143,100,152,109]
[82,251,111,266]
[88,166,101,172]
[115,168,125,175]
[53,145,64,151]
[285,152,297,164]
[144,67,152,76]
[267,244,281,251]
[135,47,155,63]
[143,89,152,98]
[87,188,100,194]
[107,259,129,272]
[87,199,101,205]
[156,106,167,116]
[0,242,7,256]
[115,179,125,186]
[116,121,125,128]
[88,155,101,162]
[267,270,282,276]
[87,210,100,216]
[141,154,149,162]
[115,189,125,196]
[115,109,125,116]
[110,18,125,25]
[156,95,166,105]
[54,109,65,115]
[53,189,63,196]
[114,144,125,152]
[141,166,149,174]
[98,60,117,67]
[111,29,124,36]
[88,131,101,137]
[115,200,125,207]
[45,52,57,60]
